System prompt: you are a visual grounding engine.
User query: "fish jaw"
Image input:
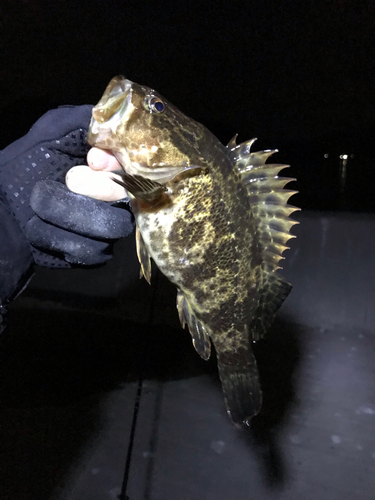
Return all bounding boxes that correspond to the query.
[87,76,135,167]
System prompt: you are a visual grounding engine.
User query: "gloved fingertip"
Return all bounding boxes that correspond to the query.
[26,214,115,266]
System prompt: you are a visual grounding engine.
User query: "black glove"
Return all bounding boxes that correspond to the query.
[0,105,134,329]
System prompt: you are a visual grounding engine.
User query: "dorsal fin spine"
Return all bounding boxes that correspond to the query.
[228,137,299,277]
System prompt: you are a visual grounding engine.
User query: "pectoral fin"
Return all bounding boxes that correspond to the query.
[111,173,166,202]
[177,291,211,360]
[135,226,152,284]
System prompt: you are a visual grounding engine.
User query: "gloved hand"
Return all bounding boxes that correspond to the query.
[0,105,134,330]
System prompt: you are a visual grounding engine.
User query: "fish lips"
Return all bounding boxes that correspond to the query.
[87,76,134,148]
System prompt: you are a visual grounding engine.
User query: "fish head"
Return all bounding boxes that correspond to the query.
[87,75,210,182]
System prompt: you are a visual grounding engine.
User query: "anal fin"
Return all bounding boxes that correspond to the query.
[177,291,211,360]
[136,226,152,284]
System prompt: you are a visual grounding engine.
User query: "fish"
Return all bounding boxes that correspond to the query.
[87,75,299,427]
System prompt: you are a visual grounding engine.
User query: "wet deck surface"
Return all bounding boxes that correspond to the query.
[1,211,375,500]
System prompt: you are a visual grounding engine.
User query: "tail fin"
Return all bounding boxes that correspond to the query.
[216,343,262,427]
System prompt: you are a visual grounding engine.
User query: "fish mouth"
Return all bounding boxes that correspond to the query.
[87,76,197,184]
[87,75,134,148]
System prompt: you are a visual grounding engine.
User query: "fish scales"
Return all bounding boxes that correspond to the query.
[138,165,259,329]
[87,76,298,426]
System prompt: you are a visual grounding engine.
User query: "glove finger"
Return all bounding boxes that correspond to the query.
[0,105,93,165]
[30,180,134,240]
[1,124,92,233]
[25,216,113,266]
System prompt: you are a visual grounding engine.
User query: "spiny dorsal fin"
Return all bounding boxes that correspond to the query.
[226,134,238,149]
[227,136,299,340]
[227,137,299,272]
[176,291,211,360]
[228,137,258,161]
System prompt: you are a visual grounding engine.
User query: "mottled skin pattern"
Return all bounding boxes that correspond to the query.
[87,76,279,425]
[138,158,261,344]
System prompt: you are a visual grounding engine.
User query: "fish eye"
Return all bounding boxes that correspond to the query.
[146,96,165,113]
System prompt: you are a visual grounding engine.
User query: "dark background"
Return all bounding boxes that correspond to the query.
[1,3,374,498]
[1,0,374,212]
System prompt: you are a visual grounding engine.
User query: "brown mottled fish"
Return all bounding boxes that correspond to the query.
[87,76,299,426]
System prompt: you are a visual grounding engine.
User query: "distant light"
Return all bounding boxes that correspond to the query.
[350,154,355,158]
[339,154,348,160]
[324,153,329,158]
